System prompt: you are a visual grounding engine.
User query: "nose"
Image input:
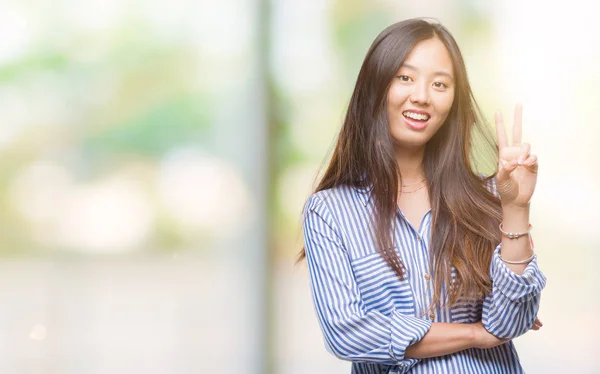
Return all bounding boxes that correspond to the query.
[410,82,430,105]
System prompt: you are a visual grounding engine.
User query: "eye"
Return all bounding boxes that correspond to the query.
[433,81,448,89]
[396,75,412,82]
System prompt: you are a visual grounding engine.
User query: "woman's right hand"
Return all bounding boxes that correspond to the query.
[470,321,509,349]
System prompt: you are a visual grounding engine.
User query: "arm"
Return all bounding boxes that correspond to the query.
[480,190,546,338]
[499,203,533,275]
[303,195,431,368]
[303,195,509,364]
[480,183,546,338]
[405,205,543,358]
[405,321,507,359]
[492,104,542,276]
[482,206,546,339]
[482,103,547,339]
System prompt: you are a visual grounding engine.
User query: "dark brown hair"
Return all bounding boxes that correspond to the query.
[298,18,502,309]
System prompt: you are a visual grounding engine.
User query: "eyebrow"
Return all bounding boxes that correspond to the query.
[401,63,454,81]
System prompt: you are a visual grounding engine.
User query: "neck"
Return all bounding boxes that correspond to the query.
[395,145,426,183]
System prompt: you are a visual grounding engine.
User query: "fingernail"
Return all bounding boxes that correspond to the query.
[518,157,524,165]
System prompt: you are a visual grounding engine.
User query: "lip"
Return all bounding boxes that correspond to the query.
[403,109,430,116]
[402,112,430,131]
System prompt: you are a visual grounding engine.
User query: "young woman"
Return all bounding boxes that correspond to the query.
[299,19,546,373]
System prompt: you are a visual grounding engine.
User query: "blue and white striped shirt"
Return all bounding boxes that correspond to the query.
[302,181,546,373]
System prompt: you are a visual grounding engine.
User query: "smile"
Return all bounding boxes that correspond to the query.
[401,110,430,131]
[402,111,430,121]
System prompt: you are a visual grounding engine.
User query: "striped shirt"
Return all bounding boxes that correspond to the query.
[302,181,546,373]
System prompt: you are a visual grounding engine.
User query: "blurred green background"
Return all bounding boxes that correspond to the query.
[0,0,598,373]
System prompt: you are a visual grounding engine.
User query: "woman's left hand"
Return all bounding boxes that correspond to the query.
[530,316,543,331]
[495,103,538,207]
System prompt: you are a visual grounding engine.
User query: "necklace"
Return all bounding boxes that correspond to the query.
[401,178,426,187]
[400,184,426,194]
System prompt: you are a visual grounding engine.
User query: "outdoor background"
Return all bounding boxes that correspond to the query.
[0,0,598,373]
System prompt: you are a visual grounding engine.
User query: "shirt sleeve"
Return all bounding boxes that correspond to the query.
[302,194,432,368]
[482,244,547,339]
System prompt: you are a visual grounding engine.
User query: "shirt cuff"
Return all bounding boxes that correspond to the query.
[490,244,547,303]
[389,311,432,364]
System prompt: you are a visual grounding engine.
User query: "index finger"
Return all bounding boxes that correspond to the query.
[495,111,508,149]
[512,103,523,145]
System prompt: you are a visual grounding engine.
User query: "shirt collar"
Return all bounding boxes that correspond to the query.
[354,184,374,207]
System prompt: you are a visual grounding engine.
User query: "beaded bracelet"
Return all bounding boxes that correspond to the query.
[499,223,532,239]
[498,222,535,264]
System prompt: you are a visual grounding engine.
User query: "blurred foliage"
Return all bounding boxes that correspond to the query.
[83,93,209,162]
[0,8,215,255]
[331,1,395,90]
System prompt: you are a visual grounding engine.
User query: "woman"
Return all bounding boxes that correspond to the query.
[299,19,546,373]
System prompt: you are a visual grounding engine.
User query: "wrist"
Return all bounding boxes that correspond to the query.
[501,204,530,228]
[501,202,530,213]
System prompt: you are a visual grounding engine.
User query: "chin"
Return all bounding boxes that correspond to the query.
[392,138,429,150]
[391,131,435,149]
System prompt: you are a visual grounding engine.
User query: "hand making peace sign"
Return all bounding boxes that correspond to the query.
[495,104,538,207]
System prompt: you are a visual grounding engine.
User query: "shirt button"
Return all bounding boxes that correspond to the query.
[417,236,422,241]
[424,274,430,280]
[429,313,435,320]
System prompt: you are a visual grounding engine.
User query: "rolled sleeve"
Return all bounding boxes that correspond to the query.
[389,312,432,362]
[303,194,430,368]
[490,245,547,302]
[482,244,547,338]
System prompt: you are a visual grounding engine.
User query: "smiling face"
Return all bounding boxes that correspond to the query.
[387,37,455,150]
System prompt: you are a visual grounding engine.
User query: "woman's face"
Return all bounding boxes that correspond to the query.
[387,37,455,150]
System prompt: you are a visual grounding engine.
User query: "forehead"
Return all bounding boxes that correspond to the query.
[401,37,454,74]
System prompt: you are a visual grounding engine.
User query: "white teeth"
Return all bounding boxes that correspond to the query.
[403,111,430,121]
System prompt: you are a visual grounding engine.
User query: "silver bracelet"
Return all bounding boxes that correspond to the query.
[498,222,535,264]
[499,223,532,239]
[499,251,535,264]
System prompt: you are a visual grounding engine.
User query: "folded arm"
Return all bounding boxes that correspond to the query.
[481,203,547,338]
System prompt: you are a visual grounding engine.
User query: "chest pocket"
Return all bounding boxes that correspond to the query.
[351,252,416,316]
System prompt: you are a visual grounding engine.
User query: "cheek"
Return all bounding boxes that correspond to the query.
[436,93,455,118]
[387,84,410,106]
